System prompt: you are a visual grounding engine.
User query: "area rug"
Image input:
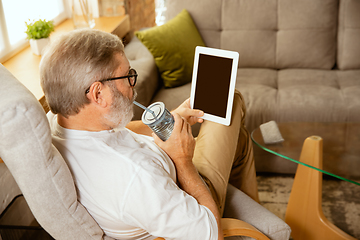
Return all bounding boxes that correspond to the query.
[257,174,360,239]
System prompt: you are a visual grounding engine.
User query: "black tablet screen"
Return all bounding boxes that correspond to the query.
[193,54,233,118]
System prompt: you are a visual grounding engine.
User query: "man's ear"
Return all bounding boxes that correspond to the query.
[86,82,109,108]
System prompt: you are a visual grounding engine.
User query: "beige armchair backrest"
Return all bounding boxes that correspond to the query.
[0,64,112,240]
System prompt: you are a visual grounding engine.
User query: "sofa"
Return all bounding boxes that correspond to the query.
[124,0,360,174]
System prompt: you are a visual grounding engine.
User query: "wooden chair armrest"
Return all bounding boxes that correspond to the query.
[222,218,270,239]
[153,218,269,240]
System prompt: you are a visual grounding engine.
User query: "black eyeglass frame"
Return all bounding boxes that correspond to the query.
[85,68,138,94]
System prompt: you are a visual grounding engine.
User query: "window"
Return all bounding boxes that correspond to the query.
[155,0,167,26]
[0,0,67,62]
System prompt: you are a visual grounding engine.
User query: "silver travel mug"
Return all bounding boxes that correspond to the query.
[141,102,174,141]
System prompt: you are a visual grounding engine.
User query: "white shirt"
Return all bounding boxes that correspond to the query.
[48,114,218,240]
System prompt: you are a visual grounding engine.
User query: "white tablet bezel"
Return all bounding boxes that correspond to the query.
[190,46,239,126]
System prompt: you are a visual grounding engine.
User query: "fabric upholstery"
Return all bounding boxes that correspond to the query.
[237,69,360,133]
[166,0,337,70]
[135,9,205,88]
[0,64,112,240]
[337,0,360,70]
[125,36,159,120]
[224,184,291,240]
[166,0,222,49]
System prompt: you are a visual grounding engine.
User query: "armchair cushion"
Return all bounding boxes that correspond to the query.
[135,9,205,88]
[224,184,291,240]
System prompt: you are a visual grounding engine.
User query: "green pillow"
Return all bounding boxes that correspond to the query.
[135,9,205,88]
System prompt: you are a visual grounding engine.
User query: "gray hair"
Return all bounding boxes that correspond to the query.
[40,28,125,117]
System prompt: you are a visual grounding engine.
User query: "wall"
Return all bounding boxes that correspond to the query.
[126,0,156,32]
[66,0,156,31]
[98,0,126,17]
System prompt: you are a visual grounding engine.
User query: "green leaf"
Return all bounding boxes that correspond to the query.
[25,19,55,40]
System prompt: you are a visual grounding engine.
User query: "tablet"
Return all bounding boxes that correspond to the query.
[190,46,239,126]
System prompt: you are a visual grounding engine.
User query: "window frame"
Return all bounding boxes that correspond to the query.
[0,0,69,63]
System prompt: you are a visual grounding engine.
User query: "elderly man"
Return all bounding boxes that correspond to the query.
[40,29,258,240]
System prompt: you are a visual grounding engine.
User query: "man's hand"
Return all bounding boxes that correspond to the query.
[153,113,195,165]
[172,98,204,126]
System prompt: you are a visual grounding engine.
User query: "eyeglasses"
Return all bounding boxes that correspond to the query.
[85,68,138,94]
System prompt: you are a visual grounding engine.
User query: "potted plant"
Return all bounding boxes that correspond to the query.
[25,19,55,55]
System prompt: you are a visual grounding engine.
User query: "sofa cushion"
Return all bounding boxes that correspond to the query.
[135,9,205,88]
[236,68,279,132]
[337,0,360,70]
[276,69,348,122]
[336,70,360,121]
[276,0,338,69]
[222,0,338,69]
[166,0,222,49]
[221,0,277,69]
[236,69,360,132]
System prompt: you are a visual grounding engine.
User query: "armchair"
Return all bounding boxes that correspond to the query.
[0,63,290,239]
